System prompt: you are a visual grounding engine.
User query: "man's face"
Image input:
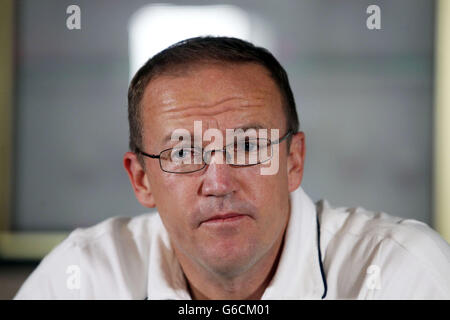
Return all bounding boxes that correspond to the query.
[125,62,305,277]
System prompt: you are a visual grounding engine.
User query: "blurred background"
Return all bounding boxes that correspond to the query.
[0,0,449,299]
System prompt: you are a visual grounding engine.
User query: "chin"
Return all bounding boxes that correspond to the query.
[198,238,261,277]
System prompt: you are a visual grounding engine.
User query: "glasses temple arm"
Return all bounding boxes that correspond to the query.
[136,148,160,159]
[271,130,294,144]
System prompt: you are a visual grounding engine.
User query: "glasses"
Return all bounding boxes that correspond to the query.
[136,130,293,174]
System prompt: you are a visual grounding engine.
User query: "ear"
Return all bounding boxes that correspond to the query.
[123,152,156,208]
[287,132,306,192]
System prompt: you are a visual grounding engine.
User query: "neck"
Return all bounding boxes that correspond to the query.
[175,229,286,300]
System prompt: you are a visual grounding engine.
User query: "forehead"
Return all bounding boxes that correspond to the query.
[140,62,286,148]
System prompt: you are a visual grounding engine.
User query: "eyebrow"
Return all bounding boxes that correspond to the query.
[161,123,268,146]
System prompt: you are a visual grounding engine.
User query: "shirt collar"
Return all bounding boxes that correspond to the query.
[261,187,326,299]
[146,186,325,300]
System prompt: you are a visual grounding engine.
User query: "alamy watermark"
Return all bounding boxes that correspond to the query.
[365,264,381,290]
[66,264,81,290]
[168,121,282,175]
[66,5,81,30]
[366,5,381,30]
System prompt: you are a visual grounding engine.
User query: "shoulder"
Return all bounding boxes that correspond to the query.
[15,212,164,299]
[317,199,450,263]
[56,212,164,265]
[67,211,163,248]
[317,200,450,299]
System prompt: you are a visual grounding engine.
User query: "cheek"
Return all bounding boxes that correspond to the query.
[159,178,195,211]
[149,173,197,230]
[245,168,290,237]
[245,164,289,206]
[150,165,196,203]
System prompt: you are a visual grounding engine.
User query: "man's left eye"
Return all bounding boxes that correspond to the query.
[236,141,258,151]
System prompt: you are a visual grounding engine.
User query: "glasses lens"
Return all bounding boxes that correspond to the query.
[160,147,204,173]
[228,138,272,166]
[159,138,275,173]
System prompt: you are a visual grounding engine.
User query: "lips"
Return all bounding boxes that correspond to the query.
[201,212,248,224]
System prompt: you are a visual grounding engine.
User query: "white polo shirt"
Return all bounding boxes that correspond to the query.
[14,187,450,299]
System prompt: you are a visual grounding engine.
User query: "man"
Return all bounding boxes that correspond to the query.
[15,37,450,299]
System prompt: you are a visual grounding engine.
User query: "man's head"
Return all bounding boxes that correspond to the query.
[127,37,299,166]
[124,36,305,282]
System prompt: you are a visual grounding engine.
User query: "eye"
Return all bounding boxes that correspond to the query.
[171,148,190,160]
[171,147,201,161]
[236,140,258,152]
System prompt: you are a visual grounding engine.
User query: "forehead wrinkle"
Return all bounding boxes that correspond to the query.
[160,97,266,120]
[162,96,246,112]
[161,123,269,146]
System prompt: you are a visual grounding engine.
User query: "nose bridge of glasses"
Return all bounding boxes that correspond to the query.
[203,148,231,164]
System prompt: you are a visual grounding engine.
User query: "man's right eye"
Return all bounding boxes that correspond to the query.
[170,148,201,160]
[171,148,190,160]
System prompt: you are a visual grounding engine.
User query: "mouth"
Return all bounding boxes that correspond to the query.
[201,213,249,225]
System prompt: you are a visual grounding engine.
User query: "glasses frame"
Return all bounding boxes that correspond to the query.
[136,130,294,174]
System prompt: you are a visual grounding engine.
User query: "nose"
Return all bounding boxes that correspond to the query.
[200,150,237,197]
